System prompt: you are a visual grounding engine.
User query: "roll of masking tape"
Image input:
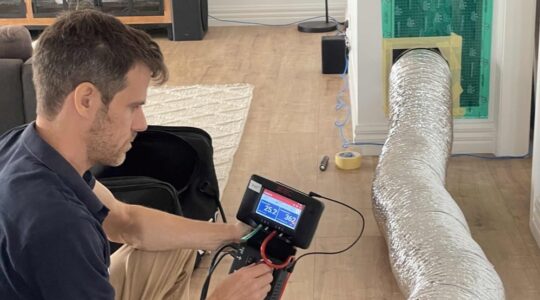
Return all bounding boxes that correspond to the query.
[335,151,362,170]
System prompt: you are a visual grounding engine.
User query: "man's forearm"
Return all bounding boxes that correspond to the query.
[122,204,242,251]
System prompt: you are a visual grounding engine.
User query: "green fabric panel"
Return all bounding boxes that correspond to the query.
[381,0,493,118]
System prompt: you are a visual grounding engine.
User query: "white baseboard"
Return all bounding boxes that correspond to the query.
[354,120,497,156]
[531,204,540,249]
[208,2,347,26]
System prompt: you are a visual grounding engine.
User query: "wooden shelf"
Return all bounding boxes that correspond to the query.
[0,0,171,26]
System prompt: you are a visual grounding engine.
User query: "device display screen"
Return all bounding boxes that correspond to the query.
[255,189,305,230]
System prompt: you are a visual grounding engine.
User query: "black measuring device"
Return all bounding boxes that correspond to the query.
[231,175,324,299]
[200,174,364,300]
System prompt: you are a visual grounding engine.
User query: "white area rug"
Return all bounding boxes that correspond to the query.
[143,84,253,195]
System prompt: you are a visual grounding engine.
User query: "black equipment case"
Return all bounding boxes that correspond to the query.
[92,125,226,253]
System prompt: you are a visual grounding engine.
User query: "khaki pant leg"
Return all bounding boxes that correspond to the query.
[109,245,197,300]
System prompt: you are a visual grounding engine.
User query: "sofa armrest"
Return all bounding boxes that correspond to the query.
[0,25,32,61]
[0,59,25,134]
[22,58,36,122]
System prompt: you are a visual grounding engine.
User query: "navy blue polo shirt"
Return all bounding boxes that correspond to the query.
[0,123,114,299]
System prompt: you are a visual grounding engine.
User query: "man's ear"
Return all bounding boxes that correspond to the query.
[73,82,102,119]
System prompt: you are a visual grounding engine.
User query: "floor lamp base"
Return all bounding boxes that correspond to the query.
[297,21,337,33]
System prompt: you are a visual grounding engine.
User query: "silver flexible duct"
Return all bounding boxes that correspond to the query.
[372,49,504,299]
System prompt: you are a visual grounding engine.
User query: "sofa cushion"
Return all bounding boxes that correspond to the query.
[0,59,25,134]
[0,25,32,61]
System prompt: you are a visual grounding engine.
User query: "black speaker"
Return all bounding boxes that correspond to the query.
[169,0,208,41]
[321,35,348,74]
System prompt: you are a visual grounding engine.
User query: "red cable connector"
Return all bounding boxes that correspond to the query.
[260,230,294,269]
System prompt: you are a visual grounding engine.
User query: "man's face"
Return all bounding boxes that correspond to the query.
[87,63,151,167]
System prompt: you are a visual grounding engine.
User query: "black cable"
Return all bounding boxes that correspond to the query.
[291,192,365,268]
[451,153,530,160]
[208,15,342,27]
[200,252,234,300]
[200,243,239,300]
[216,200,228,223]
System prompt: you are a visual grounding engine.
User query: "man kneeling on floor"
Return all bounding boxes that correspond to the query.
[0,9,272,300]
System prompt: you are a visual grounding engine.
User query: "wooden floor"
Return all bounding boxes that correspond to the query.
[154,26,540,299]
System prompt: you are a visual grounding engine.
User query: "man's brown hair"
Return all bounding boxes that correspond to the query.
[33,9,168,119]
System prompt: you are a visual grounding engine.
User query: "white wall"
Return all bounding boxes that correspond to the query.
[208,0,347,26]
[531,8,540,249]
[345,0,382,149]
[494,1,535,156]
[532,78,540,247]
[347,0,536,156]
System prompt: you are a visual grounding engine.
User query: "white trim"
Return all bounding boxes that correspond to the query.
[452,120,497,154]
[532,201,540,248]
[349,0,385,151]
[208,2,347,26]
[532,220,540,249]
[347,0,358,134]
[530,22,540,249]
[354,121,497,156]
[492,0,535,156]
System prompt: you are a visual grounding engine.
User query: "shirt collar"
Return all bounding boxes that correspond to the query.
[21,122,109,222]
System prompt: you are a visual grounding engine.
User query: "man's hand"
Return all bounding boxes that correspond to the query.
[209,263,273,300]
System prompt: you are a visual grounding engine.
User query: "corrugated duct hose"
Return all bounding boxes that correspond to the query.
[372,49,505,299]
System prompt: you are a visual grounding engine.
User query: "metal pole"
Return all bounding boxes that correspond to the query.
[325,0,329,23]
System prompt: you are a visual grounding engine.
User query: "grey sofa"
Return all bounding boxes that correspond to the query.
[0,25,36,135]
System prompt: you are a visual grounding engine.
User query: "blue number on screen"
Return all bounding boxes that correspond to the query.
[257,200,279,220]
[284,213,297,225]
[277,210,299,229]
[264,204,278,216]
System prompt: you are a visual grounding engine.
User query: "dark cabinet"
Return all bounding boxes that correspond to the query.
[100,0,163,17]
[99,0,129,16]
[32,0,70,17]
[0,0,207,41]
[31,0,163,18]
[0,0,26,18]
